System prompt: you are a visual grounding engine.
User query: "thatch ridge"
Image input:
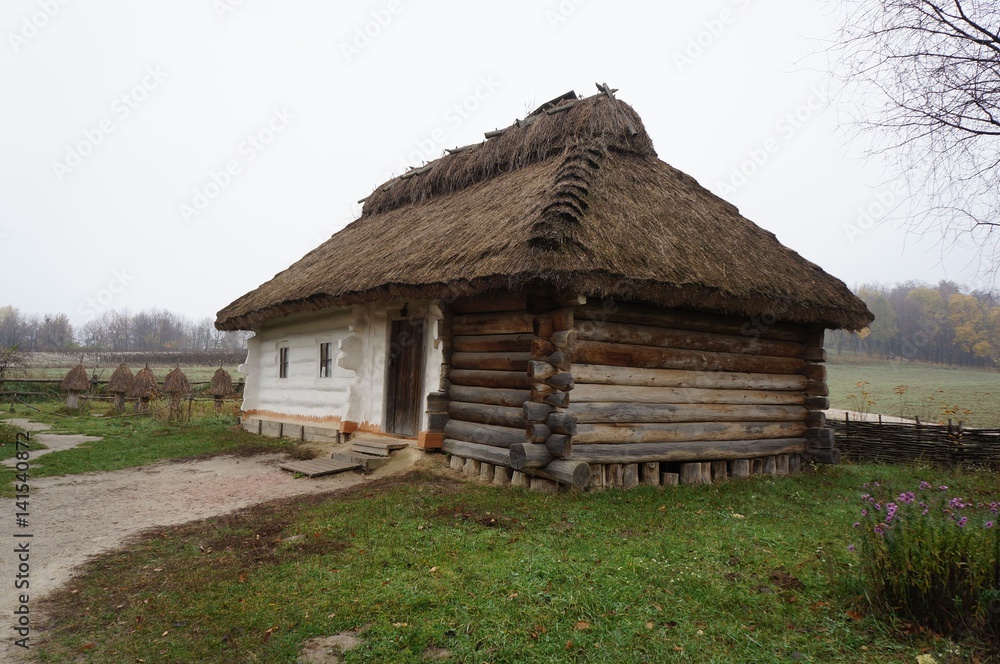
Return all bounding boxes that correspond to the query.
[60,364,90,393]
[360,92,654,218]
[162,367,191,395]
[107,363,134,394]
[209,367,234,397]
[216,89,873,332]
[130,366,158,399]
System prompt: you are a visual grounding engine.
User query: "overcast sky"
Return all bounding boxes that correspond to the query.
[0,0,986,328]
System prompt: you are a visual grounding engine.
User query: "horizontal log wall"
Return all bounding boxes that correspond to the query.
[573,302,815,467]
[446,295,531,462]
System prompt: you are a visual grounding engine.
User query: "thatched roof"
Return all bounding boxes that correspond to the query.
[216,89,872,332]
[130,366,158,399]
[209,367,234,397]
[107,363,134,395]
[60,363,90,393]
[162,367,191,395]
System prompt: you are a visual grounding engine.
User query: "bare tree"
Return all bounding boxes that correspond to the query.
[831,0,1000,270]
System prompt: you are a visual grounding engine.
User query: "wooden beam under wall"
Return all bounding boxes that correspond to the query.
[520,459,591,489]
[452,312,534,335]
[574,421,807,445]
[449,385,531,407]
[442,439,511,467]
[569,402,807,424]
[448,401,525,429]
[569,438,808,464]
[451,352,531,372]
[444,420,525,448]
[452,333,534,353]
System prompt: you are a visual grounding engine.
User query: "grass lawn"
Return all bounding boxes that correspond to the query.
[827,355,1000,428]
[0,401,308,497]
[33,462,999,663]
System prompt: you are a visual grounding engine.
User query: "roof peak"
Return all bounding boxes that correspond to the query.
[359,84,656,217]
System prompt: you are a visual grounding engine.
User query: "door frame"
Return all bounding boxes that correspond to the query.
[383,314,426,437]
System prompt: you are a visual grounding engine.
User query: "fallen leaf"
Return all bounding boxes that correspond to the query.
[574,621,590,630]
[916,655,937,664]
[846,610,864,621]
[565,640,573,650]
[393,622,409,628]
[645,622,654,630]
[429,566,439,573]
[731,513,745,519]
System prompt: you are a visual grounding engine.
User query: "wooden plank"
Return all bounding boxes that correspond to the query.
[576,321,806,358]
[575,421,807,445]
[445,420,524,448]
[575,302,808,342]
[279,459,361,478]
[680,463,702,484]
[449,385,531,407]
[623,463,639,488]
[569,438,808,464]
[452,312,534,335]
[572,384,805,406]
[452,333,534,353]
[574,340,806,375]
[569,402,806,424]
[661,472,679,486]
[711,460,728,481]
[607,463,624,488]
[452,352,531,372]
[450,293,526,314]
[449,370,532,390]
[574,364,807,391]
[700,462,713,484]
[729,459,750,478]
[448,401,525,429]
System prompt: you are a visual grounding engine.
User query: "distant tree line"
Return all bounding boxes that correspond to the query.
[828,281,1000,368]
[0,306,250,352]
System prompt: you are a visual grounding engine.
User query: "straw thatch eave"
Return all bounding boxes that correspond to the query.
[60,364,90,393]
[216,91,873,332]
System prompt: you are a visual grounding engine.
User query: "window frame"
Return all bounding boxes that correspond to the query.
[278,346,289,379]
[319,341,333,378]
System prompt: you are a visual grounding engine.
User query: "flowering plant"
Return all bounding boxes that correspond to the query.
[851,480,999,640]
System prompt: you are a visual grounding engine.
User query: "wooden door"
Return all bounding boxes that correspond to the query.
[385,318,425,436]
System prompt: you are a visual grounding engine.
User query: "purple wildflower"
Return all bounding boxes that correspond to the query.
[853,522,860,528]
[874,524,885,535]
[874,482,880,487]
[848,544,855,552]
[990,503,999,514]
[861,509,868,517]
[948,497,966,509]
[986,521,994,529]
[898,492,915,504]
[939,485,948,491]
[957,516,968,527]
[874,503,882,511]
[919,481,931,490]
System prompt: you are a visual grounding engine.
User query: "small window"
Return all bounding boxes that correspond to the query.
[319,342,332,378]
[278,346,289,378]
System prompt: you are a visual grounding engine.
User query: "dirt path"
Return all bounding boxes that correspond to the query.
[0,420,425,660]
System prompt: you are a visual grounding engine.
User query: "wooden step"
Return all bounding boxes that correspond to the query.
[330,451,390,473]
[280,458,362,478]
[351,440,410,457]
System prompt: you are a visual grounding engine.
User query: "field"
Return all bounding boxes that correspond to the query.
[827,354,1000,428]
[30,455,999,663]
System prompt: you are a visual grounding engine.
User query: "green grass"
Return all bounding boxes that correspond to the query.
[33,463,1000,663]
[0,401,310,497]
[827,355,1000,428]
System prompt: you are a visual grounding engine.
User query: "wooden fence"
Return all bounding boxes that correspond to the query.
[831,416,1000,467]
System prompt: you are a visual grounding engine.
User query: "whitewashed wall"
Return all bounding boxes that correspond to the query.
[239,300,444,433]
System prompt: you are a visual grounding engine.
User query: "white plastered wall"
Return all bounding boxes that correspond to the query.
[239,300,444,432]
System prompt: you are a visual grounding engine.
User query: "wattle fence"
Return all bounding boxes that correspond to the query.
[831,416,1000,467]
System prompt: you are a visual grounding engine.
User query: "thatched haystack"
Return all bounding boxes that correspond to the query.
[130,365,158,413]
[162,367,191,396]
[209,367,234,411]
[60,363,90,409]
[162,367,191,421]
[107,363,134,412]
